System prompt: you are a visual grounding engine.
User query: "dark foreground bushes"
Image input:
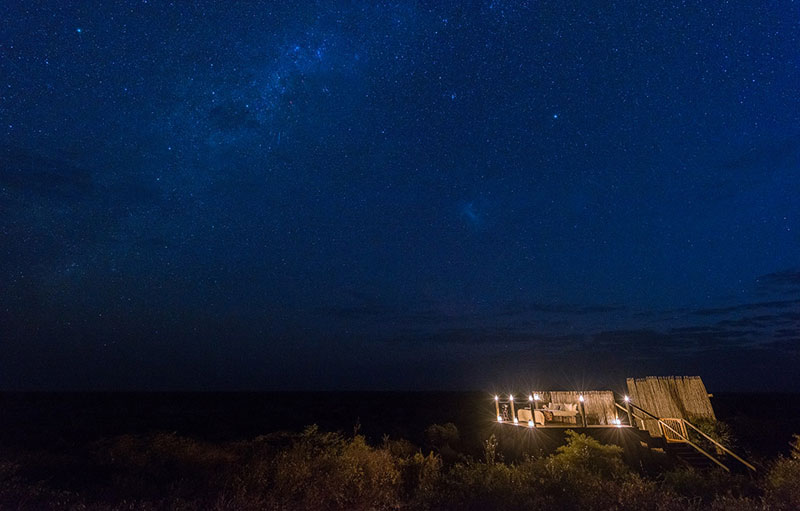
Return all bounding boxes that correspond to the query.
[1,428,799,510]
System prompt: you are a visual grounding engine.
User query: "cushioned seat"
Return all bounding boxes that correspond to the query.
[535,402,580,425]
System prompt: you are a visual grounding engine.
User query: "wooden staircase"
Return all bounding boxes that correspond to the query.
[617,401,757,474]
[628,427,713,469]
[664,442,718,470]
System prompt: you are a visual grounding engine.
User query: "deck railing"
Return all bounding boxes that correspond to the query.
[617,399,756,473]
[682,418,756,472]
[659,418,688,442]
[615,401,730,471]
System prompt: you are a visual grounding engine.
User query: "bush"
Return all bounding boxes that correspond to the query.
[429,430,679,511]
[380,435,417,459]
[763,434,800,510]
[483,434,499,465]
[269,425,401,511]
[431,459,543,511]
[425,423,462,463]
[96,433,235,500]
[399,451,442,508]
[2,425,796,510]
[547,429,628,479]
[688,417,738,452]
[662,466,756,504]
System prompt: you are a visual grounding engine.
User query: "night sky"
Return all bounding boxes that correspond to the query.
[2,1,799,391]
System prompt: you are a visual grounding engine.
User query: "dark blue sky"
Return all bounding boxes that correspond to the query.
[1,1,799,391]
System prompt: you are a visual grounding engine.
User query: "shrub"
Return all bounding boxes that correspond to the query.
[380,435,417,459]
[483,434,499,465]
[670,467,755,499]
[425,423,460,450]
[399,451,442,508]
[2,425,795,510]
[431,459,542,511]
[547,430,628,480]
[688,417,738,452]
[95,433,234,500]
[612,476,685,511]
[763,434,800,510]
[425,422,462,463]
[269,425,401,511]
[709,495,765,511]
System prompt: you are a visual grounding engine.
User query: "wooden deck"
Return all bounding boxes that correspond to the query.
[490,378,756,473]
[497,419,630,429]
[494,392,624,429]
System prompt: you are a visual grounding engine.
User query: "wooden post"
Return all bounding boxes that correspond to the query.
[528,394,536,428]
[579,394,587,427]
[509,394,516,423]
[494,395,500,421]
[624,396,633,427]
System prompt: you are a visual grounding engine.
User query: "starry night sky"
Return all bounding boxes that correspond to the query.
[2,1,799,391]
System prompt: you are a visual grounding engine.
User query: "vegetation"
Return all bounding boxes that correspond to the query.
[1,426,799,510]
[688,415,738,451]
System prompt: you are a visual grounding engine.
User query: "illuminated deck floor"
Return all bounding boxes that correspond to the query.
[498,421,632,429]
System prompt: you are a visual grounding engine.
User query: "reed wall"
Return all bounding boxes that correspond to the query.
[531,390,618,425]
[626,376,715,436]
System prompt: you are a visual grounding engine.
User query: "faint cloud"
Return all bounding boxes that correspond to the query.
[756,268,800,295]
[692,298,800,317]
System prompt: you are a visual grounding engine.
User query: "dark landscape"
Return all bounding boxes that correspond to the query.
[2,391,800,459]
[1,391,800,509]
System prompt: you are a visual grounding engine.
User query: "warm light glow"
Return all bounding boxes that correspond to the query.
[529,395,533,401]
[509,394,513,401]
[495,395,499,401]
[579,394,584,402]
[497,415,502,422]
[534,393,540,401]
[624,395,630,402]
[528,420,534,427]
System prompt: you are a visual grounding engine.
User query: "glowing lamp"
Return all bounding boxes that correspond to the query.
[495,395,499,401]
[528,420,534,427]
[509,394,513,401]
[528,395,533,402]
[579,395,584,402]
[624,395,630,402]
